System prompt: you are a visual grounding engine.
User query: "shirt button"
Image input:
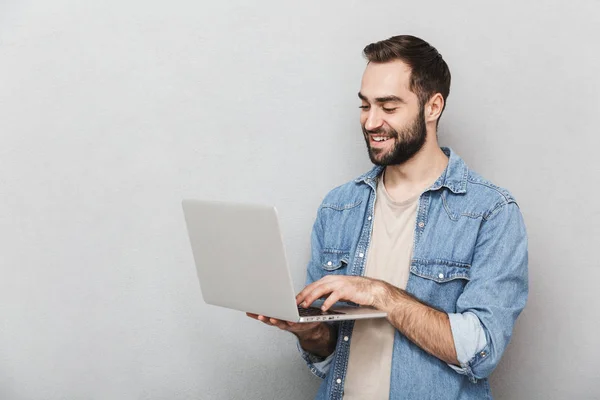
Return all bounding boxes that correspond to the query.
[359,253,364,258]
[438,273,444,279]
[336,378,342,384]
[327,261,332,266]
[367,216,372,220]
[480,351,487,357]
[344,336,349,342]
[418,222,425,228]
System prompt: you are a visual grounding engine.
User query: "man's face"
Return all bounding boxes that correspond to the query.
[359,60,427,166]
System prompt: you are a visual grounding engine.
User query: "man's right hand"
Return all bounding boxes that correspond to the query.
[246,313,337,358]
[246,313,321,336]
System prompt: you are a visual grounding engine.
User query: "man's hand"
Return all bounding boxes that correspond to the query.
[246,313,320,335]
[246,313,337,358]
[296,275,388,312]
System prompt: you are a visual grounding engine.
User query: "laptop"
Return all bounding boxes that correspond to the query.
[181,199,387,323]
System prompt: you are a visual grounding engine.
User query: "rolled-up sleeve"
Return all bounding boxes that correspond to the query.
[297,341,335,379]
[448,311,488,364]
[448,201,528,383]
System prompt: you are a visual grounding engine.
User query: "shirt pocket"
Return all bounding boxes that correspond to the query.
[408,259,471,313]
[320,249,350,274]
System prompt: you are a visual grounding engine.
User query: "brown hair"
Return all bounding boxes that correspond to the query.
[363,35,451,119]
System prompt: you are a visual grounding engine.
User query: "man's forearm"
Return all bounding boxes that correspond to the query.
[294,323,338,358]
[375,281,459,366]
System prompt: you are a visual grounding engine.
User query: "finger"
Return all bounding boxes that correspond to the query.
[269,318,290,330]
[246,312,260,320]
[298,284,328,308]
[296,276,338,304]
[302,283,337,308]
[296,282,320,305]
[285,321,298,328]
[296,275,341,308]
[257,315,274,325]
[321,291,342,311]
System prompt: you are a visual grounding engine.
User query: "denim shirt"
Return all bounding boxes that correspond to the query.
[298,148,528,400]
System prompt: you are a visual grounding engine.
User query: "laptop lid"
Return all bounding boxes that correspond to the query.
[182,199,301,322]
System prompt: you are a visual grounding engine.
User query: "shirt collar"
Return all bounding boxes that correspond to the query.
[354,147,468,194]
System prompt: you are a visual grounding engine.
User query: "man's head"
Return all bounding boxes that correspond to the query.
[359,35,451,166]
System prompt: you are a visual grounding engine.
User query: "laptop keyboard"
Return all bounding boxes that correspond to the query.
[298,306,345,316]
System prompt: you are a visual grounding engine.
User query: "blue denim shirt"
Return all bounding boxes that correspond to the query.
[299,148,528,400]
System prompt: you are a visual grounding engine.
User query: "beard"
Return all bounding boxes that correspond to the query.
[362,108,427,166]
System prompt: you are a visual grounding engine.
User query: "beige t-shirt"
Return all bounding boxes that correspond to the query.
[343,175,419,400]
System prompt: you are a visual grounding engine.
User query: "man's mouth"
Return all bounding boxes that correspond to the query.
[370,135,393,143]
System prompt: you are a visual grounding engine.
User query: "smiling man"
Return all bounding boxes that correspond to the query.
[248,35,528,399]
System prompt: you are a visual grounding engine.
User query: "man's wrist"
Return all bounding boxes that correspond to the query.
[373,279,405,314]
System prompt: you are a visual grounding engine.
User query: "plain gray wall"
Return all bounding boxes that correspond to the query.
[1,1,598,399]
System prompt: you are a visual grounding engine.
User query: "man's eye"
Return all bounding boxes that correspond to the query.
[382,107,397,113]
[359,105,370,110]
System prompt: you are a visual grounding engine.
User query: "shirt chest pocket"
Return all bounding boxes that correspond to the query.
[408,259,471,313]
[320,249,350,275]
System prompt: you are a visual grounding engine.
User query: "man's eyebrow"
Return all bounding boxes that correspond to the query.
[375,95,405,104]
[357,92,405,104]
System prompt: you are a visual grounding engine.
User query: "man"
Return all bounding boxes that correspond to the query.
[248,35,528,400]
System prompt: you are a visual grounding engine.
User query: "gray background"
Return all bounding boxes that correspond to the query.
[1,0,598,399]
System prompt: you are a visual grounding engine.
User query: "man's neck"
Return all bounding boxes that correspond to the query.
[382,142,449,203]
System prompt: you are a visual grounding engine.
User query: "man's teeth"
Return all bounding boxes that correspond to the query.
[373,136,390,142]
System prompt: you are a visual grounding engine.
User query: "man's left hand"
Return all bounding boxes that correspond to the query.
[296,275,389,312]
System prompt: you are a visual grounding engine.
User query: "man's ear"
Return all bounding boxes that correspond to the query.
[425,93,444,123]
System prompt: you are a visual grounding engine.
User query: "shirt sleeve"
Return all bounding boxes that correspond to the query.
[447,311,487,369]
[446,201,528,382]
[297,341,335,379]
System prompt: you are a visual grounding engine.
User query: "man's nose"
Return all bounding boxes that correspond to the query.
[364,110,384,132]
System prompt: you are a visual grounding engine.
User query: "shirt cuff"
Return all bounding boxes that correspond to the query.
[448,311,487,365]
[297,341,335,379]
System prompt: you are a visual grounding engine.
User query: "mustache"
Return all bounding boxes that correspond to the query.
[362,126,398,137]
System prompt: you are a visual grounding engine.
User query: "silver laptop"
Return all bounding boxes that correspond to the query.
[181,199,387,323]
